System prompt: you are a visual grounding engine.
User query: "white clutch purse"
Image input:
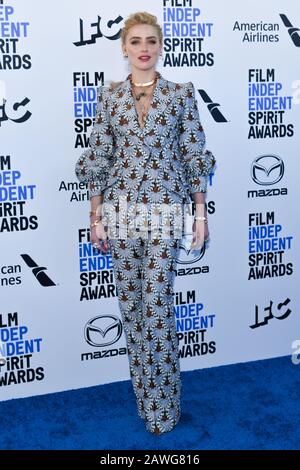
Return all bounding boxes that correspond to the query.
[181,202,208,252]
[181,202,195,250]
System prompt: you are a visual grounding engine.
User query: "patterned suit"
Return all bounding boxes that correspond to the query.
[75,71,216,434]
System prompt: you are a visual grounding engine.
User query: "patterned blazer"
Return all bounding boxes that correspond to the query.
[75,71,216,211]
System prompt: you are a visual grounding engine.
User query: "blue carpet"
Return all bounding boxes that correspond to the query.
[0,355,299,450]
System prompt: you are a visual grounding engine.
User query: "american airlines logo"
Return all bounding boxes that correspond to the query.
[197,89,228,123]
[279,14,300,47]
[21,254,56,286]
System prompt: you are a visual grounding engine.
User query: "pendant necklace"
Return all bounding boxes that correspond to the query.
[131,74,158,126]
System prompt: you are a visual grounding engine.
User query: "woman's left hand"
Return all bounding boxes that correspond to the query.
[191,219,209,250]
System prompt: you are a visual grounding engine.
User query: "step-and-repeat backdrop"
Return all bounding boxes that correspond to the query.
[1,0,299,401]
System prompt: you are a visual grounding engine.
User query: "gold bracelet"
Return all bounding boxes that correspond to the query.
[90,210,101,217]
[90,219,102,229]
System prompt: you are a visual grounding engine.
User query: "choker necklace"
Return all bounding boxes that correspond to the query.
[131,76,156,87]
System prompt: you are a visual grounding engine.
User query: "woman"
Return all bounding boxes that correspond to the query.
[75,11,216,435]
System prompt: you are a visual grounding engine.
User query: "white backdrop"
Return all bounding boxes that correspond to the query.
[1,0,299,401]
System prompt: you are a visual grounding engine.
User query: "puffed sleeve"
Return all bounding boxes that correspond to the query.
[178,81,216,195]
[75,85,114,198]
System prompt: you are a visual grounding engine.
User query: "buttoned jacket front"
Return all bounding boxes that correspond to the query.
[75,72,216,211]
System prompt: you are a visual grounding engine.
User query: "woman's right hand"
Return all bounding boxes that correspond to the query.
[91,220,109,254]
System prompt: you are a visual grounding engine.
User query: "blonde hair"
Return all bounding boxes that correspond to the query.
[121,11,163,44]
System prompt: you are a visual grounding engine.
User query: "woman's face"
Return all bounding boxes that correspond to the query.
[122,24,162,72]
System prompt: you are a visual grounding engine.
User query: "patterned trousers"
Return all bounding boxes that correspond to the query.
[108,234,182,435]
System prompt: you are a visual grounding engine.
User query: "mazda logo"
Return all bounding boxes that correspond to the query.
[84,315,123,347]
[176,242,205,265]
[251,155,284,186]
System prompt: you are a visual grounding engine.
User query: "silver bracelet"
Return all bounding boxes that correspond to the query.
[194,216,208,223]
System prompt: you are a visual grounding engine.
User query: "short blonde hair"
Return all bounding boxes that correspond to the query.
[121,11,163,44]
